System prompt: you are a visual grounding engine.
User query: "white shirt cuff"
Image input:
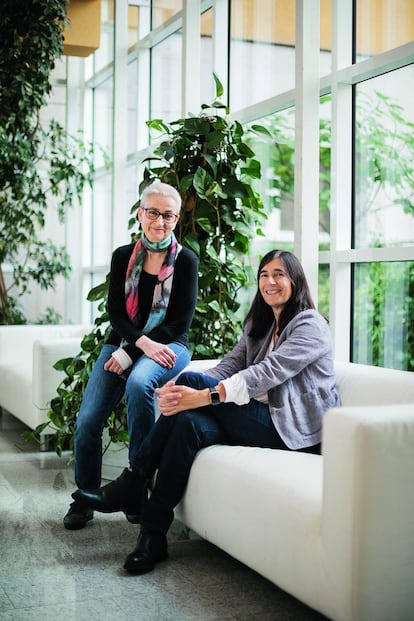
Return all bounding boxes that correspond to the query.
[220,373,250,405]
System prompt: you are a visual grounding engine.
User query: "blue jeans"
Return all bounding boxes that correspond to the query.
[74,342,190,490]
[133,371,288,532]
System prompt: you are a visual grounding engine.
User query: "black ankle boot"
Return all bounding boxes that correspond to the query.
[72,468,148,519]
[63,500,94,530]
[123,526,168,574]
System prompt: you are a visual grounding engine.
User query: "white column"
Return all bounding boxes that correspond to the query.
[65,56,85,323]
[329,0,353,360]
[182,0,201,115]
[294,0,320,302]
[213,0,229,105]
[112,0,129,249]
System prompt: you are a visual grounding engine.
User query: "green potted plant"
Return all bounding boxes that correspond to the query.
[31,75,269,456]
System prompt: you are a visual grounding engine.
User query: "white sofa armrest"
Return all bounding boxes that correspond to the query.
[32,337,85,413]
[321,403,414,621]
[0,325,49,366]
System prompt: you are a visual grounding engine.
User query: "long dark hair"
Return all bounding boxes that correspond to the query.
[244,249,316,338]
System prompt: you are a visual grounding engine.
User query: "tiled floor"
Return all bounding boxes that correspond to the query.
[0,410,327,620]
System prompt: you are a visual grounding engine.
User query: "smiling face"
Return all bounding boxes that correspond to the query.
[259,257,293,318]
[137,194,179,244]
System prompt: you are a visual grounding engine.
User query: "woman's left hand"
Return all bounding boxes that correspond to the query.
[155,381,208,416]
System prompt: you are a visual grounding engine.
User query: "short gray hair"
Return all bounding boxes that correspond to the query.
[141,182,182,212]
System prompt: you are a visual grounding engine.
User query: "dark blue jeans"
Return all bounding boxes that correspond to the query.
[132,371,289,531]
[74,342,190,490]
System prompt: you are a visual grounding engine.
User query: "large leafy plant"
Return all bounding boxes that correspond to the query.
[141,87,267,356]
[30,76,268,455]
[0,0,98,324]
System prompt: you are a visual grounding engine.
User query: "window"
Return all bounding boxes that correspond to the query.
[356,0,414,59]
[353,261,414,370]
[230,0,295,109]
[354,68,414,249]
[51,0,414,370]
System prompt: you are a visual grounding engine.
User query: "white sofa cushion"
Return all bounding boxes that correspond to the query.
[0,324,91,433]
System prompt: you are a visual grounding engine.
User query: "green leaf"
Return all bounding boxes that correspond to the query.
[250,124,273,138]
[87,278,109,301]
[146,119,170,133]
[212,71,224,98]
[208,299,222,313]
[193,167,215,198]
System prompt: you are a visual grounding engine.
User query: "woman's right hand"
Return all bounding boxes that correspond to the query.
[155,381,210,416]
[135,334,177,369]
[104,357,125,375]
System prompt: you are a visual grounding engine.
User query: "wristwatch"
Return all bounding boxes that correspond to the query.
[209,385,221,405]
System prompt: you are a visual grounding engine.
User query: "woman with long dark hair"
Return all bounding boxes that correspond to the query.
[74,249,340,573]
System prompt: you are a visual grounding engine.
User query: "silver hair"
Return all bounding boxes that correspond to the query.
[140,182,182,212]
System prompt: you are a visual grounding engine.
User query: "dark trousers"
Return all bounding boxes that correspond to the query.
[131,371,291,532]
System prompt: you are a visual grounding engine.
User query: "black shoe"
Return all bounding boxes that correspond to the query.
[64,500,94,530]
[123,527,168,574]
[72,468,148,519]
[125,513,141,524]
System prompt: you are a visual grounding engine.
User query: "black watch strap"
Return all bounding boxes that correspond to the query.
[209,385,221,405]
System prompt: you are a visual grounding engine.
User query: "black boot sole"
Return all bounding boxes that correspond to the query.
[63,512,94,531]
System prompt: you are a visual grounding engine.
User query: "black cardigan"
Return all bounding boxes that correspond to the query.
[105,242,198,363]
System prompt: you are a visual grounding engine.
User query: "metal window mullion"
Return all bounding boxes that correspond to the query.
[112,0,129,249]
[182,0,201,115]
[137,4,151,150]
[294,0,320,301]
[212,0,229,105]
[329,0,353,361]
[65,56,85,323]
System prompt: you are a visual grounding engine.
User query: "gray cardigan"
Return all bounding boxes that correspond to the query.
[206,309,340,449]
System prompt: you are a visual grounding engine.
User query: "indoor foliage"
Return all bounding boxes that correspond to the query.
[0,0,97,324]
[30,76,269,454]
[246,91,414,370]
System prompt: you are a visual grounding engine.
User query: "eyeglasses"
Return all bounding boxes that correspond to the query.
[142,208,178,223]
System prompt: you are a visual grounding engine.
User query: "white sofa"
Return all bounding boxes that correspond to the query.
[172,360,414,621]
[4,327,412,618]
[0,324,91,445]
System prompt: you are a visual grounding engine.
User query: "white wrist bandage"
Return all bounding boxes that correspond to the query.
[111,347,133,371]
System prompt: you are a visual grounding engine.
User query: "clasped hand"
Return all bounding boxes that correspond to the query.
[155,381,203,416]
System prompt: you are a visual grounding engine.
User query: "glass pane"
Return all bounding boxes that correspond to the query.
[128,5,139,47]
[320,0,332,77]
[92,174,113,266]
[246,101,333,253]
[230,0,295,109]
[318,263,330,320]
[94,0,114,73]
[128,60,138,155]
[201,9,214,105]
[354,67,414,249]
[150,33,182,123]
[320,96,332,250]
[93,77,114,165]
[41,83,66,126]
[245,109,295,260]
[152,0,182,29]
[356,0,414,60]
[113,164,140,247]
[128,3,151,44]
[353,261,414,371]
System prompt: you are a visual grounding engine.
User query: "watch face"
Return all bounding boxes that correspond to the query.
[210,388,220,405]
